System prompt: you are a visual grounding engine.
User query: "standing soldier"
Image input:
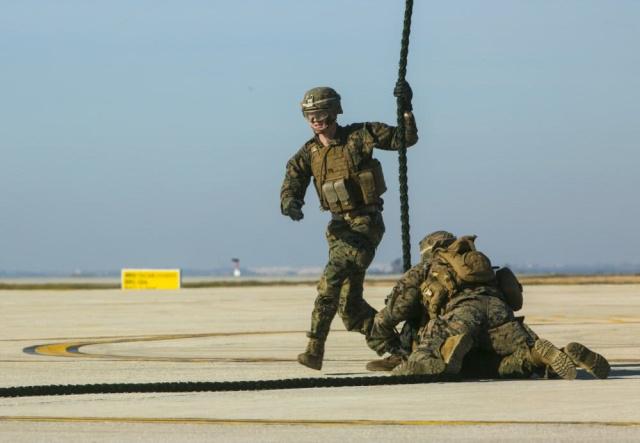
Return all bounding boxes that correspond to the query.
[280,82,418,370]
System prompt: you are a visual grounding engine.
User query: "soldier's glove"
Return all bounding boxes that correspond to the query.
[282,198,304,221]
[393,79,413,112]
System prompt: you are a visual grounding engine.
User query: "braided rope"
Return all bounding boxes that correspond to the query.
[396,0,414,272]
[0,374,458,398]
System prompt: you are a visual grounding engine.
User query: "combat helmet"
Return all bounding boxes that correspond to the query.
[419,230,456,261]
[301,87,343,117]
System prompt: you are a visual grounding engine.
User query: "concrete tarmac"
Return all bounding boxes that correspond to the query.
[1,283,639,442]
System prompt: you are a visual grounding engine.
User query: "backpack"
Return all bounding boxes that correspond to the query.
[435,235,495,286]
[421,235,496,316]
[495,267,523,312]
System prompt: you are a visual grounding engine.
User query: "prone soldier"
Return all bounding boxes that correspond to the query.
[367,231,610,380]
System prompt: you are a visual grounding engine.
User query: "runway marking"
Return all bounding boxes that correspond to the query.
[5,318,639,344]
[22,330,640,364]
[24,331,304,363]
[1,416,640,427]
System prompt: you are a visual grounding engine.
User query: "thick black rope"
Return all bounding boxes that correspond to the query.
[396,0,414,272]
[0,374,458,398]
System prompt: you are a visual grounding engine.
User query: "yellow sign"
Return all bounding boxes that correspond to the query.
[121,269,181,290]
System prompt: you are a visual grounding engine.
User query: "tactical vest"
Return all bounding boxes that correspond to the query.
[420,236,497,317]
[308,129,386,213]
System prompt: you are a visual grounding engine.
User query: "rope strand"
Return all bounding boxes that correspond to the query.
[397,0,414,272]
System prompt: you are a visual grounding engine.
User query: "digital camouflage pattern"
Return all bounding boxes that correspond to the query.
[280,119,418,212]
[367,259,429,355]
[370,233,609,379]
[301,87,343,115]
[372,233,540,377]
[395,287,536,376]
[308,211,384,341]
[281,118,418,348]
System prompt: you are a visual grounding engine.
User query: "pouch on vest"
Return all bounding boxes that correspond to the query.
[421,279,449,318]
[357,159,387,205]
[321,181,342,213]
[496,267,523,311]
[333,179,354,209]
[437,236,495,285]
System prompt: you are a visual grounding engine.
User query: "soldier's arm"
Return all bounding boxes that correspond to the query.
[280,146,312,212]
[385,263,425,312]
[362,112,418,153]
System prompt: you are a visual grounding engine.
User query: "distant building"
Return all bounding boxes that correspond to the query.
[231,258,241,277]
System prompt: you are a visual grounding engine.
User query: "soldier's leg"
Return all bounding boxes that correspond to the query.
[563,342,610,379]
[394,299,484,376]
[298,269,346,370]
[365,286,424,371]
[298,222,353,370]
[366,285,422,353]
[486,320,577,380]
[485,320,537,378]
[517,320,609,379]
[336,214,384,341]
[338,268,377,337]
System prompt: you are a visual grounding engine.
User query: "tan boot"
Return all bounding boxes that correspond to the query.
[366,355,404,372]
[440,334,473,374]
[531,339,577,380]
[564,342,610,379]
[297,338,325,370]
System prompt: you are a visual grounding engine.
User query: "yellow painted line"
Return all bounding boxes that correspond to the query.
[1,416,640,427]
[28,331,303,363]
[26,331,640,364]
[34,342,86,358]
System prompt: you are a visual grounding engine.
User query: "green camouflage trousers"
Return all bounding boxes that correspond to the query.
[307,212,385,342]
[367,278,424,355]
[406,292,536,376]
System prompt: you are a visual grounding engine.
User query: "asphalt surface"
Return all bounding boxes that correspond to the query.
[1,283,639,442]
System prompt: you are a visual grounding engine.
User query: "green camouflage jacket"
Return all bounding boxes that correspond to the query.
[280,116,418,210]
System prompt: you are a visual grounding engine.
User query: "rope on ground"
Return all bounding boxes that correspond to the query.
[0,373,459,398]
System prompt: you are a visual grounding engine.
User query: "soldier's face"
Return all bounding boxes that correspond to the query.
[304,110,336,134]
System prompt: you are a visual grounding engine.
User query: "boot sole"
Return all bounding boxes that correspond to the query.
[366,356,403,372]
[564,342,610,379]
[535,339,577,380]
[408,358,446,376]
[297,353,322,370]
[443,334,473,375]
[392,353,446,376]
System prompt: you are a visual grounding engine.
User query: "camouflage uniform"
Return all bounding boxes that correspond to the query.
[370,232,610,379]
[393,236,579,379]
[367,259,428,355]
[281,120,418,346]
[401,286,538,377]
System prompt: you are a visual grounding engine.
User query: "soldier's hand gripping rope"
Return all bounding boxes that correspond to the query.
[394,79,413,112]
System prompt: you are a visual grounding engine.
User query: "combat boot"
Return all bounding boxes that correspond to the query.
[391,334,471,377]
[392,355,446,376]
[366,354,405,372]
[531,339,577,380]
[440,334,473,374]
[564,342,610,379]
[297,338,325,370]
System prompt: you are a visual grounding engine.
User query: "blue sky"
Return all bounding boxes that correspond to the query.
[1,1,638,272]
